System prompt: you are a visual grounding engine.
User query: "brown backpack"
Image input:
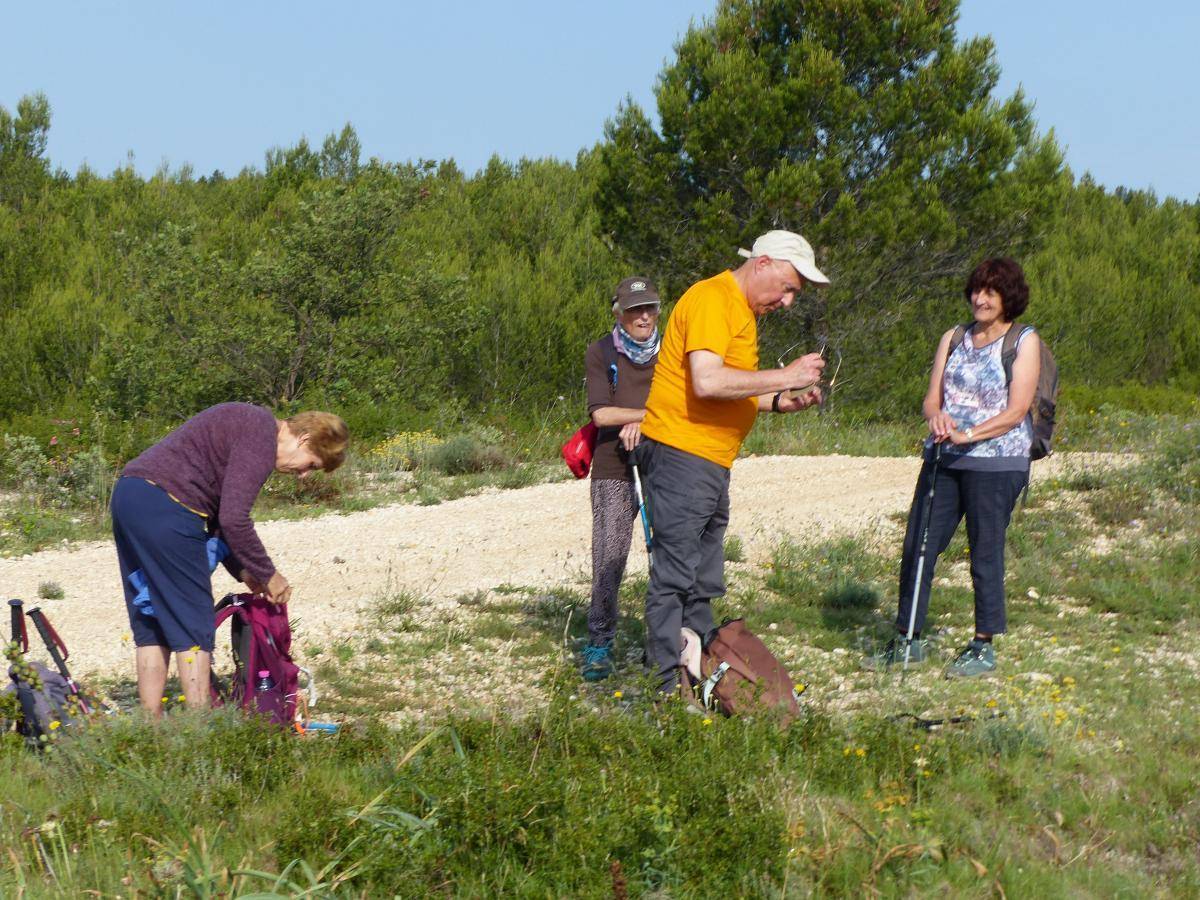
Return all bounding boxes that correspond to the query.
[685,619,804,726]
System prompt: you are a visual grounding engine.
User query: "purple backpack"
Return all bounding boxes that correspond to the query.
[211,593,301,728]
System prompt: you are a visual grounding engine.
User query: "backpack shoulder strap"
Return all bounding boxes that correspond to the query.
[1000,322,1034,386]
[948,323,970,356]
[601,336,620,395]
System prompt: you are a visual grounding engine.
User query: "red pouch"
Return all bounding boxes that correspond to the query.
[560,422,598,479]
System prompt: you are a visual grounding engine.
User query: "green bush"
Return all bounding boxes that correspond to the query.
[421,433,507,475]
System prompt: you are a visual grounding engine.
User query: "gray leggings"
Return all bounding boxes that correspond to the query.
[588,478,638,646]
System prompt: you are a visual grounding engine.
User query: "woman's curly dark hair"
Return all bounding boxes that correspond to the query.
[964,257,1029,321]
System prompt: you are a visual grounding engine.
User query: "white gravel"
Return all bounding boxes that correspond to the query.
[0,453,1121,682]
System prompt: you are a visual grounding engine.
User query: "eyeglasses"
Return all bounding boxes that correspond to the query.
[776,338,848,405]
[624,303,660,316]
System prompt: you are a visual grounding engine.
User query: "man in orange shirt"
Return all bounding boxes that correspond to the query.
[636,230,830,693]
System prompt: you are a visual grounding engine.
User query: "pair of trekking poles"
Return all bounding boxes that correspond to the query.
[8,597,95,715]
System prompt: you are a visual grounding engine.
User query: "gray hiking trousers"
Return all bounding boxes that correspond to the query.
[636,438,728,691]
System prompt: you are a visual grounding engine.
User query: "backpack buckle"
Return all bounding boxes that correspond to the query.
[701,661,730,708]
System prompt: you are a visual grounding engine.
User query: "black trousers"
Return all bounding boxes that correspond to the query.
[895,460,1028,637]
[636,439,728,691]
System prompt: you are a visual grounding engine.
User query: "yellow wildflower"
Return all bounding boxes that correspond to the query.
[702,718,713,726]
[612,690,623,699]
[48,720,61,731]
[855,747,866,758]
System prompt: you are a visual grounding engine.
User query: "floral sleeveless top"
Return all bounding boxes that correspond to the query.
[925,326,1033,472]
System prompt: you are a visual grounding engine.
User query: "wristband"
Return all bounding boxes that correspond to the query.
[772,391,783,413]
[963,426,975,441]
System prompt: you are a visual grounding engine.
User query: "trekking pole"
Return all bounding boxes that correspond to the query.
[631,462,654,571]
[9,598,29,653]
[903,442,943,672]
[26,607,92,715]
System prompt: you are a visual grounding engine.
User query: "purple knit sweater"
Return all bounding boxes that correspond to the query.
[123,403,278,583]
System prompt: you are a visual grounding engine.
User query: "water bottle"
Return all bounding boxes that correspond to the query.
[254,669,282,720]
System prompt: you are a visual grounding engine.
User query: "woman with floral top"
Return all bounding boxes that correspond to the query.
[864,258,1041,677]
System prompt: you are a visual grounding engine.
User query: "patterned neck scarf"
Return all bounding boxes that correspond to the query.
[613,324,660,365]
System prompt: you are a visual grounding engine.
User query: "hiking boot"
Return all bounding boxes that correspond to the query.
[944,639,997,679]
[861,636,929,671]
[580,643,615,682]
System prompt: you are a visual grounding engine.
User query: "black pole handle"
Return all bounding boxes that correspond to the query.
[26,607,91,714]
[8,598,28,653]
[27,607,70,675]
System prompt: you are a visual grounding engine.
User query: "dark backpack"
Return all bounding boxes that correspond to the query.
[211,594,303,728]
[688,619,804,726]
[4,658,78,747]
[949,322,1059,460]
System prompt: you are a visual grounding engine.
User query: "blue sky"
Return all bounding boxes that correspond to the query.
[2,1,1197,200]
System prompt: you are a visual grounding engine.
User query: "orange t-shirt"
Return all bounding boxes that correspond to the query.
[641,270,759,468]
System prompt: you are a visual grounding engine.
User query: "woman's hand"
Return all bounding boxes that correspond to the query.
[926,412,957,443]
[240,570,267,596]
[619,422,643,452]
[265,571,292,606]
[947,427,974,446]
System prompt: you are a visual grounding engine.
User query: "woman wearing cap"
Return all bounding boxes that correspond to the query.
[863,257,1040,677]
[579,276,662,682]
[111,402,348,716]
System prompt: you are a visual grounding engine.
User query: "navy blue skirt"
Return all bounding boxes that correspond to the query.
[111,476,216,652]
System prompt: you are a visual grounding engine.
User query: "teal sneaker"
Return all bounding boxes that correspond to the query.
[861,636,929,671]
[944,639,997,678]
[580,643,615,682]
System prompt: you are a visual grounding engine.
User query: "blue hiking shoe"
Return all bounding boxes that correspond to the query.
[861,636,930,671]
[944,639,997,678]
[580,643,615,682]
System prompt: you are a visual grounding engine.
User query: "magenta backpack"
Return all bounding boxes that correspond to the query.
[211,593,301,728]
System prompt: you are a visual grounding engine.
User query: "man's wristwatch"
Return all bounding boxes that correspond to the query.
[963,426,975,441]
[772,391,783,413]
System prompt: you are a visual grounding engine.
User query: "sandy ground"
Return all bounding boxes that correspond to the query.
[0,453,1117,682]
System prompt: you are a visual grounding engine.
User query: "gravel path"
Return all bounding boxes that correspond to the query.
[0,453,1115,682]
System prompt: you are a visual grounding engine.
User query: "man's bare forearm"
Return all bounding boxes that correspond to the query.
[693,365,798,400]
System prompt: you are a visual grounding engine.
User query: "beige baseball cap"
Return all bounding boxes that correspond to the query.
[737,230,830,285]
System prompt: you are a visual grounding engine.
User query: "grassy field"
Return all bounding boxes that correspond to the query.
[0,417,1197,896]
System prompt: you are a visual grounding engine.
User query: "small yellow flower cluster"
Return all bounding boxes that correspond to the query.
[872,780,911,814]
[981,673,1096,738]
[367,430,444,470]
[843,746,867,758]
